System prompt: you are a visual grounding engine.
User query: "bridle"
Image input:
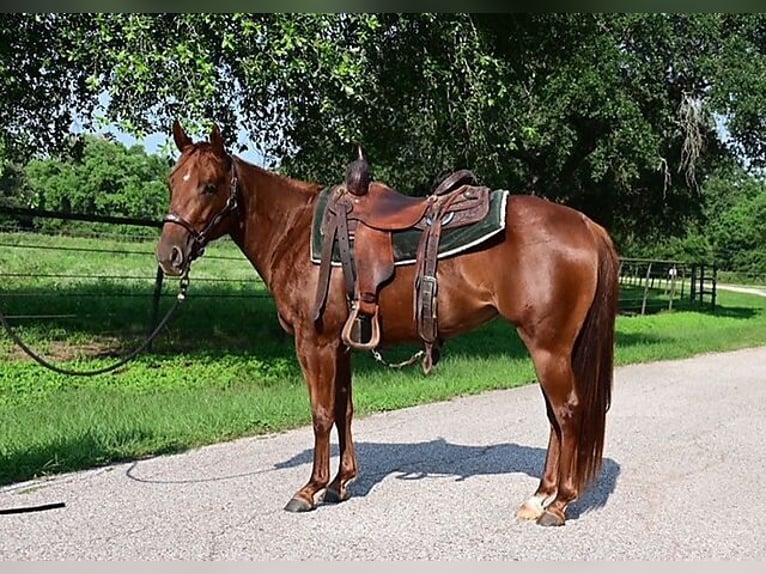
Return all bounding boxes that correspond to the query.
[162,158,240,263]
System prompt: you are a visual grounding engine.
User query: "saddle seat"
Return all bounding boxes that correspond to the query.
[346,183,433,230]
[350,169,479,231]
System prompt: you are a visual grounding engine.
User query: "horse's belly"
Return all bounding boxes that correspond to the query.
[375,260,499,345]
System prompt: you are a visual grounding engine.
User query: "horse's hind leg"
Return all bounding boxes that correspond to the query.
[325,348,358,503]
[516,394,560,520]
[517,345,581,526]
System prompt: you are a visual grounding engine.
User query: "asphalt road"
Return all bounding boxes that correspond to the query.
[2,346,766,560]
[718,283,766,298]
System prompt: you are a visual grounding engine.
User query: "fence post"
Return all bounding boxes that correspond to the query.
[668,265,677,311]
[711,264,717,312]
[680,266,685,299]
[147,265,165,352]
[690,264,697,301]
[699,264,705,304]
[641,261,653,315]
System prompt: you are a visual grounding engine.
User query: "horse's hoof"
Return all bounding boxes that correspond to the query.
[516,500,545,521]
[284,497,313,513]
[323,487,348,504]
[517,492,555,520]
[536,509,566,527]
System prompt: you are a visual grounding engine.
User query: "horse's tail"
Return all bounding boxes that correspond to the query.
[571,222,619,493]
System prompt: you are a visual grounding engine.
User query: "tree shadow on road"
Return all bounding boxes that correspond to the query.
[275,438,621,519]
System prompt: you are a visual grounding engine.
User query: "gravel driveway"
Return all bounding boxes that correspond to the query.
[2,346,765,560]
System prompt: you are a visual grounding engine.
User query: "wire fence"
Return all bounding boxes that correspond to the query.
[0,206,728,358]
[617,258,717,315]
[0,207,274,357]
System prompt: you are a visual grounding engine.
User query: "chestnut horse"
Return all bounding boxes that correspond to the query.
[156,122,619,526]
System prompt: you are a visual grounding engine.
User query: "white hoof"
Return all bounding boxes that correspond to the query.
[516,492,556,520]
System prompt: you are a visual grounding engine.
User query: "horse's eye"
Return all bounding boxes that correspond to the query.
[202,183,218,195]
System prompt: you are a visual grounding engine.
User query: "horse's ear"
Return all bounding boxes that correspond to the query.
[210,123,225,156]
[172,120,192,152]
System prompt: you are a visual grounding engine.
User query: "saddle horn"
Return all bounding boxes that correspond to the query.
[356,142,367,161]
[346,142,372,196]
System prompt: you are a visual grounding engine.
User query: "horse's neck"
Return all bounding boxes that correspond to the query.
[232,160,319,287]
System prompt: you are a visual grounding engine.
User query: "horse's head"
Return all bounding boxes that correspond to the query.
[156,121,239,276]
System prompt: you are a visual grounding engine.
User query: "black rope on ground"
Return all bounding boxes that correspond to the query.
[0,275,189,377]
[0,502,66,515]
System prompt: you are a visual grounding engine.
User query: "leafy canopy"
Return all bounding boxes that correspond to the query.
[2,13,765,239]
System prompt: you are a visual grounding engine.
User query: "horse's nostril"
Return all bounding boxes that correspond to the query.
[170,246,184,268]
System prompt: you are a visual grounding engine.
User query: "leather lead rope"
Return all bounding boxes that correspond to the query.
[0,274,189,377]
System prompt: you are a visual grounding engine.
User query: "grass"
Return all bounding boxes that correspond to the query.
[2,231,766,486]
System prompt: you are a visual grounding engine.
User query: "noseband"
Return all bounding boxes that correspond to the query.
[162,162,239,263]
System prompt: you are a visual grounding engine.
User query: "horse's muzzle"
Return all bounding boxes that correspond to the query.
[156,236,190,277]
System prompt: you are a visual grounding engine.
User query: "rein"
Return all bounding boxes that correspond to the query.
[0,274,190,377]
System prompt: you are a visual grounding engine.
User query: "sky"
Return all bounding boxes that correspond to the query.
[109,127,266,165]
[82,101,748,175]
[114,130,167,156]
[72,91,267,165]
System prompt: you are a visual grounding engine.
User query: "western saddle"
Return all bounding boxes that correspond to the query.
[313,146,491,374]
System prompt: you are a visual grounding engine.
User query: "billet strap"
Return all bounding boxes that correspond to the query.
[312,213,338,321]
[312,187,356,322]
[413,190,466,371]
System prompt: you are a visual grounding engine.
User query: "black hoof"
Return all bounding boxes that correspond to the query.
[537,510,565,527]
[284,497,313,513]
[323,488,347,504]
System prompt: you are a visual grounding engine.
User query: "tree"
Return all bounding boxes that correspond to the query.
[0,14,101,160]
[0,146,34,229]
[2,13,765,241]
[702,164,766,273]
[24,136,169,229]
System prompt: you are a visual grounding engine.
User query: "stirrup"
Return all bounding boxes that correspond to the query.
[341,304,381,351]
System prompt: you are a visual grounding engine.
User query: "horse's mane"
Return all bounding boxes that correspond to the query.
[170,143,322,197]
[232,154,323,197]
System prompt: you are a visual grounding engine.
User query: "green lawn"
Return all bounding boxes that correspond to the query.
[2,231,766,486]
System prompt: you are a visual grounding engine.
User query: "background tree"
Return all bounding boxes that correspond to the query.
[0,145,34,229]
[1,13,765,257]
[20,136,169,234]
[702,164,766,274]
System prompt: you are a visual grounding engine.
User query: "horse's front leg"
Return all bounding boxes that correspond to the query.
[325,347,357,503]
[284,333,341,512]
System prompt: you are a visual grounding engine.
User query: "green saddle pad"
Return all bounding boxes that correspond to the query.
[311,188,509,266]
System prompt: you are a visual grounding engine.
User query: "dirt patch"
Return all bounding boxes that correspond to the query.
[3,337,131,363]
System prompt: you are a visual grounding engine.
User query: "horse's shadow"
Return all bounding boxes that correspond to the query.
[275,438,621,519]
